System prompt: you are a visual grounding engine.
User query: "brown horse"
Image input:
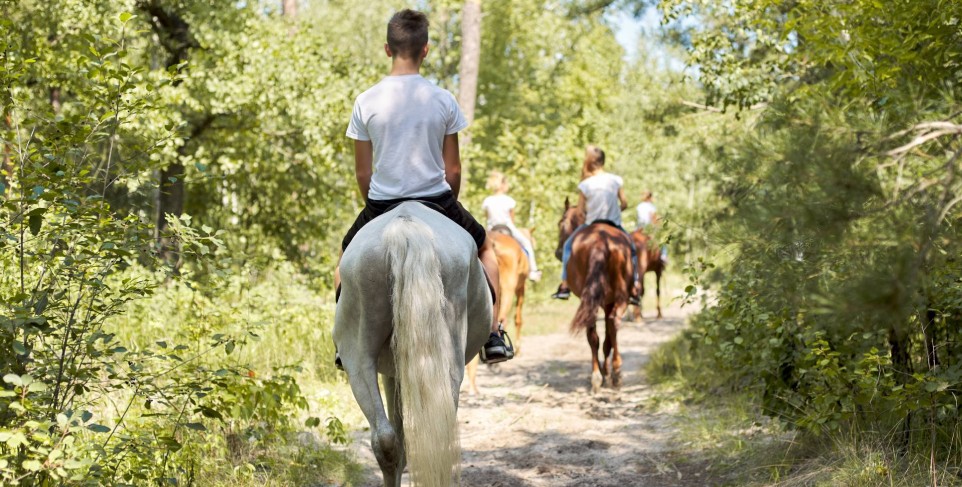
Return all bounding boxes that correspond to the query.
[626,229,665,322]
[464,226,532,395]
[556,198,634,393]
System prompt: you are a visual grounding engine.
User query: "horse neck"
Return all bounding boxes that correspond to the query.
[558,209,585,249]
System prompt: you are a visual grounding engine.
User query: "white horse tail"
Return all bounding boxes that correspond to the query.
[384,214,460,486]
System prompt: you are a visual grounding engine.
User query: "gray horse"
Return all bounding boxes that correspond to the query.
[334,202,492,487]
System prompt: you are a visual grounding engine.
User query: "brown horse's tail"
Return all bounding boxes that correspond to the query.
[571,246,607,332]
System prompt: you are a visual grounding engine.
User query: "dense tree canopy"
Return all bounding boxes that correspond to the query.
[2,0,960,483]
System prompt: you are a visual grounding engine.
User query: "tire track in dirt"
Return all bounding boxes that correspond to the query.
[351,303,709,486]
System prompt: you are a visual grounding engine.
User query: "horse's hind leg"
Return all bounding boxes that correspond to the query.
[655,270,663,319]
[382,375,406,485]
[464,356,480,396]
[514,287,525,356]
[347,366,402,487]
[587,325,603,394]
[634,275,644,323]
[604,305,624,388]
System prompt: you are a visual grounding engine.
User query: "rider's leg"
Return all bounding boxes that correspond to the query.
[479,236,516,363]
[552,226,582,299]
[619,226,641,305]
[506,223,540,279]
[479,237,501,334]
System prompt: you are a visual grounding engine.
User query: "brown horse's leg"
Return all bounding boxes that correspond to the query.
[602,303,615,380]
[514,285,525,356]
[464,356,479,396]
[633,273,644,322]
[655,269,663,319]
[586,325,603,394]
[607,303,625,388]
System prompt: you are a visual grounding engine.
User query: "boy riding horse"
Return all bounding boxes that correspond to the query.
[336,9,513,365]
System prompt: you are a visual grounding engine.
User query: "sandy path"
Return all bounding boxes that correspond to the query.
[350,304,705,486]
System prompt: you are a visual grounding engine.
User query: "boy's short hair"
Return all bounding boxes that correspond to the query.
[387,9,429,60]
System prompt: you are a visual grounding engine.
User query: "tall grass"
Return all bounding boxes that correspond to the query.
[646,334,962,486]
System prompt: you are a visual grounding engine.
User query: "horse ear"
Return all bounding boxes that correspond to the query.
[564,196,570,209]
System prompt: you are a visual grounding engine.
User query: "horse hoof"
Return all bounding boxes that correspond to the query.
[611,372,622,389]
[590,371,603,394]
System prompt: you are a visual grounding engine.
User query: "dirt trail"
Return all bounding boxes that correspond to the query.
[351,303,707,486]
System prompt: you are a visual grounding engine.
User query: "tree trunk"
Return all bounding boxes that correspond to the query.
[156,160,185,267]
[282,0,297,35]
[1,112,11,193]
[49,87,62,113]
[457,0,482,153]
[282,0,296,17]
[137,1,200,269]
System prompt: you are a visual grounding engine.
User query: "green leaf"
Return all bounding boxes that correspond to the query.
[120,12,134,23]
[29,213,43,236]
[87,424,111,433]
[184,422,206,431]
[225,340,235,354]
[22,459,42,471]
[33,292,49,314]
[3,374,22,387]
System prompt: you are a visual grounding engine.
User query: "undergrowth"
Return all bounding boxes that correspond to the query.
[647,333,962,487]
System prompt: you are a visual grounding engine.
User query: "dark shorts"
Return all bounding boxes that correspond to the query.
[341,191,487,252]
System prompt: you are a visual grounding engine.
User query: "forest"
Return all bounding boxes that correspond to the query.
[2,0,961,485]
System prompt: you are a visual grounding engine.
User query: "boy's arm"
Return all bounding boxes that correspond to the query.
[354,139,373,200]
[442,133,462,199]
[618,187,628,211]
[577,192,587,214]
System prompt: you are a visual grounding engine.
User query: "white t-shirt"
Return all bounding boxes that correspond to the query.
[636,201,657,227]
[481,194,516,227]
[578,172,624,226]
[346,75,468,200]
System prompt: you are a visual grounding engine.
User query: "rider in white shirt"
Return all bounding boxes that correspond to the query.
[481,172,541,281]
[636,191,668,263]
[636,191,657,229]
[552,146,639,303]
[339,9,513,366]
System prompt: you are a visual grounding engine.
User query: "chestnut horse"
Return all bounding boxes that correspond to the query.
[626,229,665,322]
[555,198,635,393]
[465,226,531,395]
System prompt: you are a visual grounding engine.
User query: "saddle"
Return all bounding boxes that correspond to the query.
[591,219,623,230]
[385,199,446,214]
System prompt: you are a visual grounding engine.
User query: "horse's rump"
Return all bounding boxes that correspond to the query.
[568,224,634,331]
[334,202,492,486]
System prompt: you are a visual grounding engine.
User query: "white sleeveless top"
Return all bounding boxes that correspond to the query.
[578,173,624,226]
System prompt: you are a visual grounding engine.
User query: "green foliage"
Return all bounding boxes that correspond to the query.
[0,1,355,484]
[665,0,962,476]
